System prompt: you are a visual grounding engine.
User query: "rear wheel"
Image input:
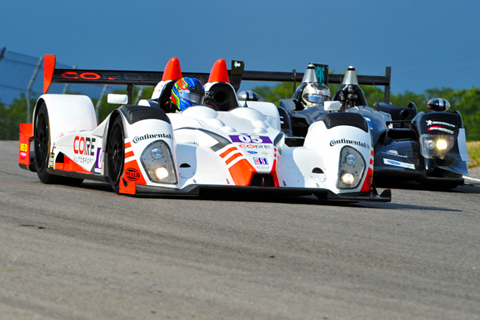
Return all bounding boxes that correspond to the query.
[107,116,125,193]
[34,102,83,185]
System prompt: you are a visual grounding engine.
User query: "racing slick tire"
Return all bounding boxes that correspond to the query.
[34,102,83,185]
[106,115,125,194]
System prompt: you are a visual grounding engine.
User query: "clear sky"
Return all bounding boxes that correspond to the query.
[2,0,480,97]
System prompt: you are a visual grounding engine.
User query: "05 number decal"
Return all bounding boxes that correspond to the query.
[230,135,272,144]
[238,135,263,143]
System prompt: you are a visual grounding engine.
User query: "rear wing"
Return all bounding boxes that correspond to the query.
[43,55,391,103]
[43,55,226,104]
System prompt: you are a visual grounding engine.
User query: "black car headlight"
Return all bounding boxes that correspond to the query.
[337,146,365,189]
[140,141,177,184]
[419,134,455,159]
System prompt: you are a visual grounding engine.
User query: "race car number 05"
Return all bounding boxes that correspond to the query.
[239,135,262,143]
[230,135,272,144]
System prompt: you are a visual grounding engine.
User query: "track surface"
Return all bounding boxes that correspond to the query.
[1,140,480,319]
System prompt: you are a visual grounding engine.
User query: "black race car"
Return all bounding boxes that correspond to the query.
[236,63,470,189]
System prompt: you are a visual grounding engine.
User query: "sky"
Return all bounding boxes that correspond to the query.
[2,0,480,102]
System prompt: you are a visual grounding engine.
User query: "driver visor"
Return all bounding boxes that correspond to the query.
[183,92,204,105]
[305,94,327,104]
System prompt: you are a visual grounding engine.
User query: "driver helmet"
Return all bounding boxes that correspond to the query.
[302,82,330,107]
[171,77,205,111]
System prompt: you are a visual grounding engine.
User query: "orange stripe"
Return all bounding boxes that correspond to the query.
[125,142,132,148]
[225,152,242,165]
[219,146,237,158]
[125,151,134,158]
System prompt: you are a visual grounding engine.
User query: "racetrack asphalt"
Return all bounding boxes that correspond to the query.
[1,140,480,319]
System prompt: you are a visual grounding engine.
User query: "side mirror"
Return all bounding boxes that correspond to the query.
[107,94,128,105]
[237,90,259,101]
[324,100,341,111]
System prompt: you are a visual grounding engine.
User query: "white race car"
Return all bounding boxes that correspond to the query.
[18,55,390,202]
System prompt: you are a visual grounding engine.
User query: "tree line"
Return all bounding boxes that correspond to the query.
[1,84,479,140]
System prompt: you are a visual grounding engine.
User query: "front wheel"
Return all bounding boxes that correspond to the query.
[107,116,125,194]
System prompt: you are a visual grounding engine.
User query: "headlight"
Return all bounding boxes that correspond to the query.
[140,140,177,184]
[436,139,448,150]
[151,148,163,160]
[338,146,365,189]
[340,172,355,185]
[345,153,357,166]
[420,134,454,159]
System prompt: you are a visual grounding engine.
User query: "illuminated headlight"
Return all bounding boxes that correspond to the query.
[338,146,365,189]
[436,139,448,150]
[155,167,169,180]
[140,140,177,184]
[340,172,355,185]
[420,134,454,159]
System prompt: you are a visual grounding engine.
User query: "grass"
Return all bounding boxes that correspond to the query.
[467,141,480,168]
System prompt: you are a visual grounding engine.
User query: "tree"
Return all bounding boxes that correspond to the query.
[0,94,32,140]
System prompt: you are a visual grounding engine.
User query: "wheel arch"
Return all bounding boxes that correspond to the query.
[33,94,97,142]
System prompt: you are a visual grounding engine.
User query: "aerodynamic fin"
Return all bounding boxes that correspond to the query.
[162,57,182,81]
[44,54,56,93]
[208,59,230,83]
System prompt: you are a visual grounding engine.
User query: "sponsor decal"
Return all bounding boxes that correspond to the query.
[133,133,172,143]
[62,71,102,80]
[74,136,96,156]
[382,149,408,158]
[20,143,28,160]
[427,126,454,134]
[383,158,415,170]
[238,144,272,149]
[125,167,141,181]
[73,156,94,165]
[247,151,258,154]
[329,138,370,149]
[254,157,269,165]
[426,120,455,128]
[426,120,455,134]
[95,148,103,170]
[61,71,162,82]
[49,153,55,168]
[230,135,272,144]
